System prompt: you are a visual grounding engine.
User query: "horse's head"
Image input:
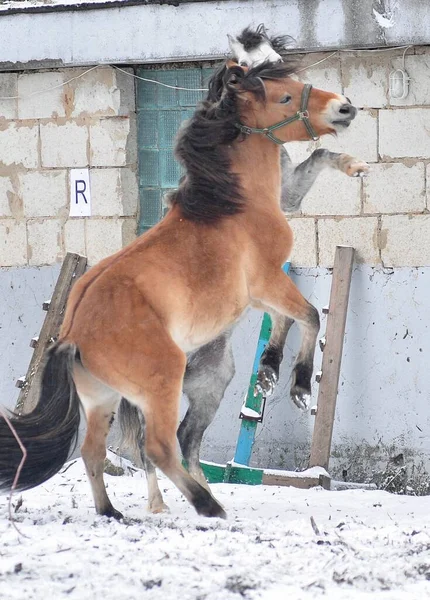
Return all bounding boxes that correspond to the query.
[222,61,357,144]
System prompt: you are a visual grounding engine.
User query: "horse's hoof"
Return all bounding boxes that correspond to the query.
[101,507,124,521]
[254,366,278,397]
[291,388,311,411]
[203,504,227,519]
[347,160,370,178]
[148,502,170,514]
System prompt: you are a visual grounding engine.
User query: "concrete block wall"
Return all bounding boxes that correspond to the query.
[0,66,138,267]
[287,46,430,269]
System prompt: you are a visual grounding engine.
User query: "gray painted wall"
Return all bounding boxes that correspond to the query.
[0,0,429,70]
[0,265,60,409]
[2,264,429,482]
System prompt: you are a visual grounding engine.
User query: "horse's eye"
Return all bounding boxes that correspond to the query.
[240,60,248,67]
[280,95,292,104]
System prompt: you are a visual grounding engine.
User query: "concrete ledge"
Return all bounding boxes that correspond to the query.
[0,0,429,70]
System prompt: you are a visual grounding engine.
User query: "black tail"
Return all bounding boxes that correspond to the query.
[118,397,146,467]
[0,342,80,492]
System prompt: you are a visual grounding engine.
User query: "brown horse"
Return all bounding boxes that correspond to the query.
[0,59,356,519]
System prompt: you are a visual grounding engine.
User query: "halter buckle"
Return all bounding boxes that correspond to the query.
[239,125,253,136]
[298,110,310,120]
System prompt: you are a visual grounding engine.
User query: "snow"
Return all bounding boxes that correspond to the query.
[240,406,262,419]
[372,0,399,29]
[1,453,430,599]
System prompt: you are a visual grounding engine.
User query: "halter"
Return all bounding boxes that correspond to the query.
[235,83,319,144]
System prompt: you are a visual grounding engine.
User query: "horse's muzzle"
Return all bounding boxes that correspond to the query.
[332,102,357,128]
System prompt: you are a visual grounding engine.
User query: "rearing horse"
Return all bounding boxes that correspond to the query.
[0,59,356,519]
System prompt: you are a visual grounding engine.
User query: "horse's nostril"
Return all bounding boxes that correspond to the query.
[338,103,357,119]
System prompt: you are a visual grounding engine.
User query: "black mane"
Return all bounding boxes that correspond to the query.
[171,61,297,222]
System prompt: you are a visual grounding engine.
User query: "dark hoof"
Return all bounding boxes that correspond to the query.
[254,365,278,398]
[291,362,312,409]
[194,494,227,519]
[291,386,311,411]
[100,507,124,521]
[199,503,227,519]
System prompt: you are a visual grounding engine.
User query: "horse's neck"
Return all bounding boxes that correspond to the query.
[231,136,282,212]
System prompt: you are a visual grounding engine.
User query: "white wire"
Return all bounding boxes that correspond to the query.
[0,45,415,100]
[0,65,100,100]
[112,65,208,91]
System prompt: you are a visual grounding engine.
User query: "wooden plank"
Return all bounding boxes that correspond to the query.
[15,253,87,415]
[309,246,355,471]
[262,473,331,490]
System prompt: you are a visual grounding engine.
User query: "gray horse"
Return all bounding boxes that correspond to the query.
[119,26,368,513]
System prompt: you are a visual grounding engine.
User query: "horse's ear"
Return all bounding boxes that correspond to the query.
[224,63,247,89]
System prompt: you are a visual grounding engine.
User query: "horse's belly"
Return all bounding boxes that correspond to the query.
[169,302,247,353]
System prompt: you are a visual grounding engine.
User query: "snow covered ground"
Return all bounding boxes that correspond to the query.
[1,453,429,600]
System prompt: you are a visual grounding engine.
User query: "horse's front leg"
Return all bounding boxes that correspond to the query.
[280,148,369,213]
[255,310,294,398]
[255,273,320,411]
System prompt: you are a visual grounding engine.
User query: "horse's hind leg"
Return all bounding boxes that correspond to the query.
[138,374,226,518]
[112,332,226,518]
[180,331,235,490]
[73,362,122,519]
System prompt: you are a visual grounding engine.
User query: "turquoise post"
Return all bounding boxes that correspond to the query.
[232,262,291,467]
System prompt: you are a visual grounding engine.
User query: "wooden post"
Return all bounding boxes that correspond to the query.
[309,246,355,470]
[15,253,87,415]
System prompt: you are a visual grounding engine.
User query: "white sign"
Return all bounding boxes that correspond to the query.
[70,169,92,217]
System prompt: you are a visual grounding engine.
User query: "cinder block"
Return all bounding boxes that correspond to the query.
[284,140,317,165]
[0,122,39,168]
[90,167,138,217]
[286,109,378,165]
[41,121,89,168]
[115,68,137,116]
[379,109,430,159]
[427,164,430,210]
[90,168,122,216]
[20,170,68,218]
[0,72,18,119]
[363,162,425,214]
[121,218,138,247]
[64,218,86,256]
[0,176,16,217]
[390,54,430,107]
[341,54,389,108]
[86,218,124,265]
[381,215,430,267]
[318,217,379,266]
[120,167,138,216]
[301,169,361,216]
[299,52,342,93]
[90,118,130,167]
[322,110,378,163]
[287,217,317,267]
[0,220,27,266]
[69,67,120,118]
[27,219,62,266]
[18,71,65,119]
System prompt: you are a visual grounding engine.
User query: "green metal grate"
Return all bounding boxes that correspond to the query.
[137,67,214,235]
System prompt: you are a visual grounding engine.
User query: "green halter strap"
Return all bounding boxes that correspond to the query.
[235,84,319,144]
